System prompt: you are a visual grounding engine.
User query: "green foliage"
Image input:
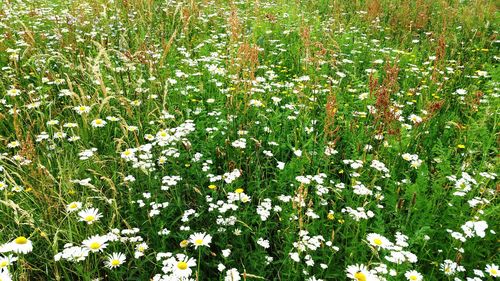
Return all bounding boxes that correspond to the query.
[0,0,498,280]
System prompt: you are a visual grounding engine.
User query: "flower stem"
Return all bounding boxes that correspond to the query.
[197,247,202,280]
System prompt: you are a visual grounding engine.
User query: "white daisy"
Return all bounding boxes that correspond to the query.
[0,270,12,281]
[134,242,148,258]
[91,119,107,127]
[55,246,89,262]
[189,232,212,249]
[78,208,102,224]
[366,233,392,249]
[73,105,91,114]
[104,252,126,269]
[167,254,196,278]
[0,254,17,270]
[66,202,82,213]
[121,149,136,160]
[225,268,241,281]
[82,235,108,252]
[7,88,21,97]
[8,236,33,254]
[404,270,423,281]
[486,264,499,277]
[346,264,377,281]
[106,116,120,122]
[6,141,20,148]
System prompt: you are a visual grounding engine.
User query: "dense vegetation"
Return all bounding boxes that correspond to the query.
[0,0,498,280]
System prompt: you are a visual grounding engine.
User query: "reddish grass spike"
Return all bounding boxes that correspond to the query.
[324,92,339,140]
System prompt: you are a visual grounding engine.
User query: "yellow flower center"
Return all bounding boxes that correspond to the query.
[373,238,382,246]
[177,261,188,270]
[69,203,78,209]
[491,269,498,275]
[354,272,366,281]
[327,213,335,220]
[0,261,8,267]
[195,239,203,245]
[208,184,217,190]
[84,215,95,222]
[410,276,418,281]
[111,259,120,266]
[235,188,244,194]
[89,242,101,250]
[15,236,28,244]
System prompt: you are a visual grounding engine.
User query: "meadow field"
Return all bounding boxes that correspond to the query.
[0,0,498,280]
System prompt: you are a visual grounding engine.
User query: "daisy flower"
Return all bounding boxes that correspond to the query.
[440,260,463,275]
[78,208,102,224]
[91,118,107,127]
[167,254,196,278]
[47,120,59,126]
[63,122,78,128]
[404,270,423,281]
[106,116,120,122]
[0,254,17,270]
[0,270,12,281]
[6,141,20,148]
[82,235,108,252]
[6,88,21,97]
[54,246,89,262]
[225,268,241,281]
[66,202,82,213]
[409,114,423,124]
[68,136,81,142]
[486,264,499,277]
[346,264,377,281]
[8,236,33,254]
[366,233,392,249]
[134,242,148,258]
[189,232,212,249]
[104,252,126,269]
[73,105,91,114]
[121,148,136,160]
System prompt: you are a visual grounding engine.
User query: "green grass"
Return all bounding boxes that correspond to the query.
[0,0,498,280]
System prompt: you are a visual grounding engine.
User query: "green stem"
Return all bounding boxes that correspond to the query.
[197,247,202,280]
